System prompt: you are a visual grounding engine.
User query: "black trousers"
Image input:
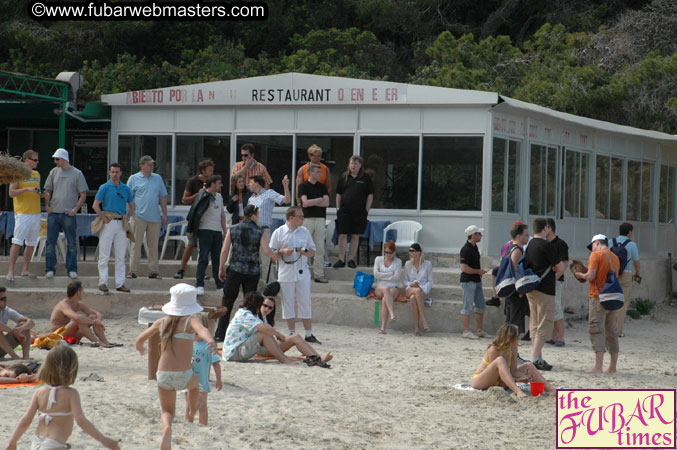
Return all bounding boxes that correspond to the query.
[214,269,260,341]
[504,293,530,334]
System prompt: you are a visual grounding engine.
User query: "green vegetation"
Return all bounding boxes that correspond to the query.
[630,298,654,316]
[1,0,675,133]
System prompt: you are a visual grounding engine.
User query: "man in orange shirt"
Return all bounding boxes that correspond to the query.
[232,143,272,189]
[574,234,620,374]
[295,144,331,203]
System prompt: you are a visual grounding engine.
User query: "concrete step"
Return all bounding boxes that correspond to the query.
[321,267,495,287]
[317,279,494,299]
[8,289,507,335]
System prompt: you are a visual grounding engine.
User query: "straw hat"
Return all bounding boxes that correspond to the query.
[162,284,203,316]
[0,152,31,184]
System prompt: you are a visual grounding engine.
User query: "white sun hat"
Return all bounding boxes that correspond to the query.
[162,283,203,316]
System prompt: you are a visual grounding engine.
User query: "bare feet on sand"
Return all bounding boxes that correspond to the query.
[322,352,333,363]
[582,367,603,374]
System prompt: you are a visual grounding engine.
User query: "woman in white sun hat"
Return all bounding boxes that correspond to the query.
[136,283,216,450]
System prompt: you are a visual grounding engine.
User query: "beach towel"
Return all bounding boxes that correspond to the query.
[253,355,305,361]
[452,382,530,393]
[0,380,43,389]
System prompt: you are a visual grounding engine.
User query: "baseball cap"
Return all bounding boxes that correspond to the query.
[465,225,484,237]
[587,234,608,251]
[52,148,69,162]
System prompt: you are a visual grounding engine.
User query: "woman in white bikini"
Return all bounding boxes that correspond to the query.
[136,283,216,450]
[7,345,119,449]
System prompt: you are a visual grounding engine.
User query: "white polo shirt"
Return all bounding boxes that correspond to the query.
[269,223,316,282]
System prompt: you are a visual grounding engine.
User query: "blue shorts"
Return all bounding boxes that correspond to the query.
[461,281,485,315]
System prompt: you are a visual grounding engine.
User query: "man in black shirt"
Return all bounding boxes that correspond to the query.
[460,225,488,339]
[174,159,214,279]
[298,164,329,283]
[524,218,565,371]
[546,218,569,347]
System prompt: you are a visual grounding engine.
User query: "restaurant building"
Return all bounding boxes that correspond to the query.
[101,73,677,257]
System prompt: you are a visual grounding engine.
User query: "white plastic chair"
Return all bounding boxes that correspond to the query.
[160,220,190,260]
[32,218,67,261]
[382,220,423,254]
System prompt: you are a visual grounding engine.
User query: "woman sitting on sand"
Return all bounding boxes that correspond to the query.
[472,324,555,398]
[257,282,332,366]
[373,240,403,334]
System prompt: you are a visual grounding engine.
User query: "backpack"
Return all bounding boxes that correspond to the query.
[594,251,625,311]
[495,244,521,297]
[515,244,551,295]
[610,238,631,276]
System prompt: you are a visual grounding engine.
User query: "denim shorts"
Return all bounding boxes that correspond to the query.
[461,281,485,315]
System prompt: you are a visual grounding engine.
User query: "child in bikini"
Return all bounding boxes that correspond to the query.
[6,345,119,449]
[472,324,555,398]
[185,314,222,426]
[136,283,217,449]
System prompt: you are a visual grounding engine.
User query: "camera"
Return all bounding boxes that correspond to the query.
[294,247,308,253]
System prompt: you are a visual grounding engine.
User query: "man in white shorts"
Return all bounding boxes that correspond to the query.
[6,150,41,281]
[269,206,321,344]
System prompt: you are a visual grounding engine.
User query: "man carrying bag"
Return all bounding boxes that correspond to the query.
[574,234,621,374]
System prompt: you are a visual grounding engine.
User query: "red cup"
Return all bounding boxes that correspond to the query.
[530,381,545,396]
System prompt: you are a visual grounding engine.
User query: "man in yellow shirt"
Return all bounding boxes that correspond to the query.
[5,150,40,281]
[6,150,41,281]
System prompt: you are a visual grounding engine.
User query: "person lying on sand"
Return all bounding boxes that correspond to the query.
[0,363,37,384]
[471,324,555,398]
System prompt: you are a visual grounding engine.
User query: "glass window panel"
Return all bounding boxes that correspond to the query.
[235,136,293,195]
[562,149,588,218]
[361,136,418,209]
[581,152,589,218]
[421,136,483,210]
[176,136,230,202]
[118,135,172,200]
[595,155,610,219]
[507,140,520,213]
[626,160,641,221]
[641,162,652,222]
[529,144,557,216]
[295,136,354,207]
[659,165,670,223]
[491,137,506,211]
[610,158,623,220]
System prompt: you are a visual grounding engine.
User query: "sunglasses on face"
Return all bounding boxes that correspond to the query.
[241,153,250,158]
[54,158,61,161]
[29,158,39,162]
[262,303,274,310]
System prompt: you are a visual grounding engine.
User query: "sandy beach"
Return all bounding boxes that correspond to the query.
[1,303,676,450]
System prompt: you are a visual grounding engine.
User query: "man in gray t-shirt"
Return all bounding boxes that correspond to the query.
[43,148,88,278]
[0,287,35,359]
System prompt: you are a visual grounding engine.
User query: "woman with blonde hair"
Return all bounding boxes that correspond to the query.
[472,324,555,398]
[404,243,433,336]
[373,240,403,334]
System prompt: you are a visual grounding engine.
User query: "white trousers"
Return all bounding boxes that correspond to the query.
[98,220,127,288]
[280,274,312,320]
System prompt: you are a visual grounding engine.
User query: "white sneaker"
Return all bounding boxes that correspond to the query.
[475,330,489,338]
[68,271,78,279]
[196,287,205,295]
[462,331,479,339]
[45,271,55,279]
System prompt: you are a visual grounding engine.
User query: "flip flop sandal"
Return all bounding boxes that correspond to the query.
[80,372,105,382]
[5,274,14,282]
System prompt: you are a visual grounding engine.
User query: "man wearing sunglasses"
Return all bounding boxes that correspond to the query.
[231,143,272,189]
[43,148,88,279]
[0,287,35,360]
[92,163,135,293]
[6,150,41,282]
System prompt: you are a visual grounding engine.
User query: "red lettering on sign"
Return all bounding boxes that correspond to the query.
[351,88,364,102]
[372,88,378,101]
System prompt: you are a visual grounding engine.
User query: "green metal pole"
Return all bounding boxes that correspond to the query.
[59,101,66,148]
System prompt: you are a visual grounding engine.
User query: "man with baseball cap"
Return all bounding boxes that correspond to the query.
[574,234,621,374]
[43,148,88,279]
[460,225,487,339]
[127,155,168,279]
